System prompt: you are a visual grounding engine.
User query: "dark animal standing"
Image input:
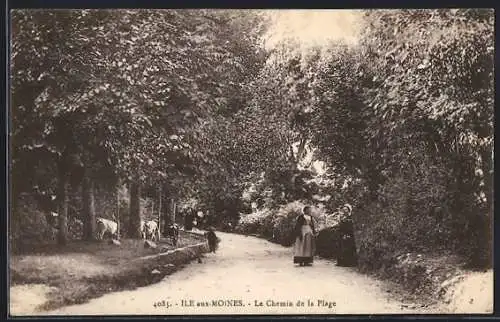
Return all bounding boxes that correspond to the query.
[164,223,180,246]
[205,228,220,253]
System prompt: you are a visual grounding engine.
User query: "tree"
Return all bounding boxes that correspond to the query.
[11,9,115,244]
[11,9,273,241]
[243,9,493,267]
[358,9,493,265]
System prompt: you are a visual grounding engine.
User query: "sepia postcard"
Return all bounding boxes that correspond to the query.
[8,8,494,317]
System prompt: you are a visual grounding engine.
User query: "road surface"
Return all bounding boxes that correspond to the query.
[39,232,434,315]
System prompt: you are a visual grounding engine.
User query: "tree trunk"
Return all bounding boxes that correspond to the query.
[116,185,121,240]
[128,180,142,238]
[296,137,307,162]
[157,186,162,240]
[57,165,69,246]
[82,171,96,241]
[151,199,155,221]
[169,199,176,225]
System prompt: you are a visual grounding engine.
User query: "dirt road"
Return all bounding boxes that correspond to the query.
[32,232,435,315]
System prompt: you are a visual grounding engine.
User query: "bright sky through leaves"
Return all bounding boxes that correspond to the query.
[262,10,363,52]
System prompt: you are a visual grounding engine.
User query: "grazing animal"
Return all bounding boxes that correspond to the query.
[144,220,159,241]
[164,223,179,246]
[205,228,220,253]
[96,217,118,240]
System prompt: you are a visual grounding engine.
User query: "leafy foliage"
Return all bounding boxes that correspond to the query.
[10,9,272,242]
[246,9,493,269]
[10,9,493,270]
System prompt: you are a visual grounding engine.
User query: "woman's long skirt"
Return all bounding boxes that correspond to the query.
[293,230,315,265]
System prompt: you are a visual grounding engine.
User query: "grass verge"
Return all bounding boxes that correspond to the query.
[10,231,208,313]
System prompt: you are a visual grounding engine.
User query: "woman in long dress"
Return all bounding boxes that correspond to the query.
[293,206,317,266]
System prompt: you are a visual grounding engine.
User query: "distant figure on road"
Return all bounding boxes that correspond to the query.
[195,211,204,229]
[293,205,317,266]
[205,212,215,228]
[184,209,195,231]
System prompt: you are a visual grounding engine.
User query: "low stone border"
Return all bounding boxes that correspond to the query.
[136,241,208,261]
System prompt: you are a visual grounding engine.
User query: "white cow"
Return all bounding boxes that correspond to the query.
[144,220,158,241]
[96,217,118,240]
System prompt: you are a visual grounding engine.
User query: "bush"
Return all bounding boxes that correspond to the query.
[260,213,278,240]
[68,217,83,240]
[316,226,341,258]
[235,201,354,249]
[353,146,491,273]
[234,201,306,246]
[461,212,492,269]
[271,201,306,246]
[10,193,57,253]
[235,208,274,236]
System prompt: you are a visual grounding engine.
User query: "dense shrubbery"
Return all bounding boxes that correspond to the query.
[235,201,306,246]
[234,208,274,236]
[353,142,491,271]
[316,227,341,258]
[10,193,87,253]
[271,201,305,246]
[10,194,56,253]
